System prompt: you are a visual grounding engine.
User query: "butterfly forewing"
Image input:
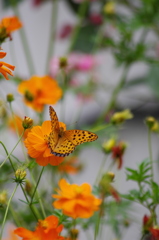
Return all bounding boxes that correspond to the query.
[49,106,59,131]
[64,130,98,146]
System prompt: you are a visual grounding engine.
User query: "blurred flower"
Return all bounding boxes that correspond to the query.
[58,24,73,39]
[66,229,79,240]
[52,178,102,219]
[18,75,62,112]
[69,53,97,71]
[58,156,82,174]
[24,120,64,166]
[0,50,15,80]
[0,190,7,205]
[0,16,22,42]
[99,172,120,202]
[102,138,116,154]
[111,109,133,124]
[14,169,26,183]
[14,215,64,240]
[89,13,103,25]
[50,53,98,77]
[111,141,127,169]
[142,215,153,234]
[145,116,159,133]
[103,1,115,14]
[150,226,159,240]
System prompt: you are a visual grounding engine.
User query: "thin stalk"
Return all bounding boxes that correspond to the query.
[95,66,129,125]
[45,0,58,74]
[30,167,45,205]
[0,184,19,240]
[30,171,47,218]
[0,142,39,220]
[95,155,108,185]
[148,129,154,181]
[12,5,35,75]
[0,130,25,169]
[68,0,89,53]
[10,204,23,227]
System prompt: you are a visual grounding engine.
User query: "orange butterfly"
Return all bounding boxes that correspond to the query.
[47,106,98,157]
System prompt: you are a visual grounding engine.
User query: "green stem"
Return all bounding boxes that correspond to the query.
[30,167,45,205]
[30,171,47,218]
[0,130,25,169]
[0,142,39,220]
[12,5,36,75]
[95,155,108,185]
[10,204,23,227]
[0,184,19,240]
[95,66,129,125]
[148,129,154,181]
[68,0,89,52]
[45,0,58,74]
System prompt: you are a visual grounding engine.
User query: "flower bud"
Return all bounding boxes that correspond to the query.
[102,138,116,153]
[22,116,33,129]
[6,93,14,102]
[59,57,68,68]
[25,180,32,196]
[15,169,26,183]
[103,1,115,14]
[0,191,7,205]
[111,109,133,124]
[145,116,159,133]
[69,229,79,240]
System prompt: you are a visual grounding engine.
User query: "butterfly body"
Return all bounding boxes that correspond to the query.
[47,106,98,157]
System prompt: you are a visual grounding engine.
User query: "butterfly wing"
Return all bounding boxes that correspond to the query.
[47,106,60,152]
[64,129,98,146]
[49,106,59,131]
[51,136,76,157]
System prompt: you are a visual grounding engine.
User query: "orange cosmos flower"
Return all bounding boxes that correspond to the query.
[18,75,62,112]
[0,50,15,80]
[0,16,22,41]
[14,215,64,240]
[52,179,102,219]
[24,120,65,166]
[58,156,82,174]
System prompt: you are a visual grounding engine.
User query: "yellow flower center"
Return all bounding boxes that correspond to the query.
[38,220,48,229]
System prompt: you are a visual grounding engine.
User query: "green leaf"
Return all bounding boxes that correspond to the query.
[2,0,23,8]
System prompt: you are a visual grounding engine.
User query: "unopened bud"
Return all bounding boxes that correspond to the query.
[22,116,33,129]
[0,191,7,205]
[145,116,159,133]
[15,169,26,183]
[103,1,115,14]
[69,229,79,240]
[6,94,14,102]
[102,138,116,153]
[111,109,133,124]
[25,180,32,196]
[59,57,68,68]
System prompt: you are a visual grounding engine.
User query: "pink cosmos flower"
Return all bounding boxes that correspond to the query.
[50,53,98,77]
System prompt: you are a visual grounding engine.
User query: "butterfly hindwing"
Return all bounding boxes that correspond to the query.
[52,136,76,157]
[64,130,98,146]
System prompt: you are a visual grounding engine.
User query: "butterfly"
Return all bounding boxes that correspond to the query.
[47,106,98,157]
